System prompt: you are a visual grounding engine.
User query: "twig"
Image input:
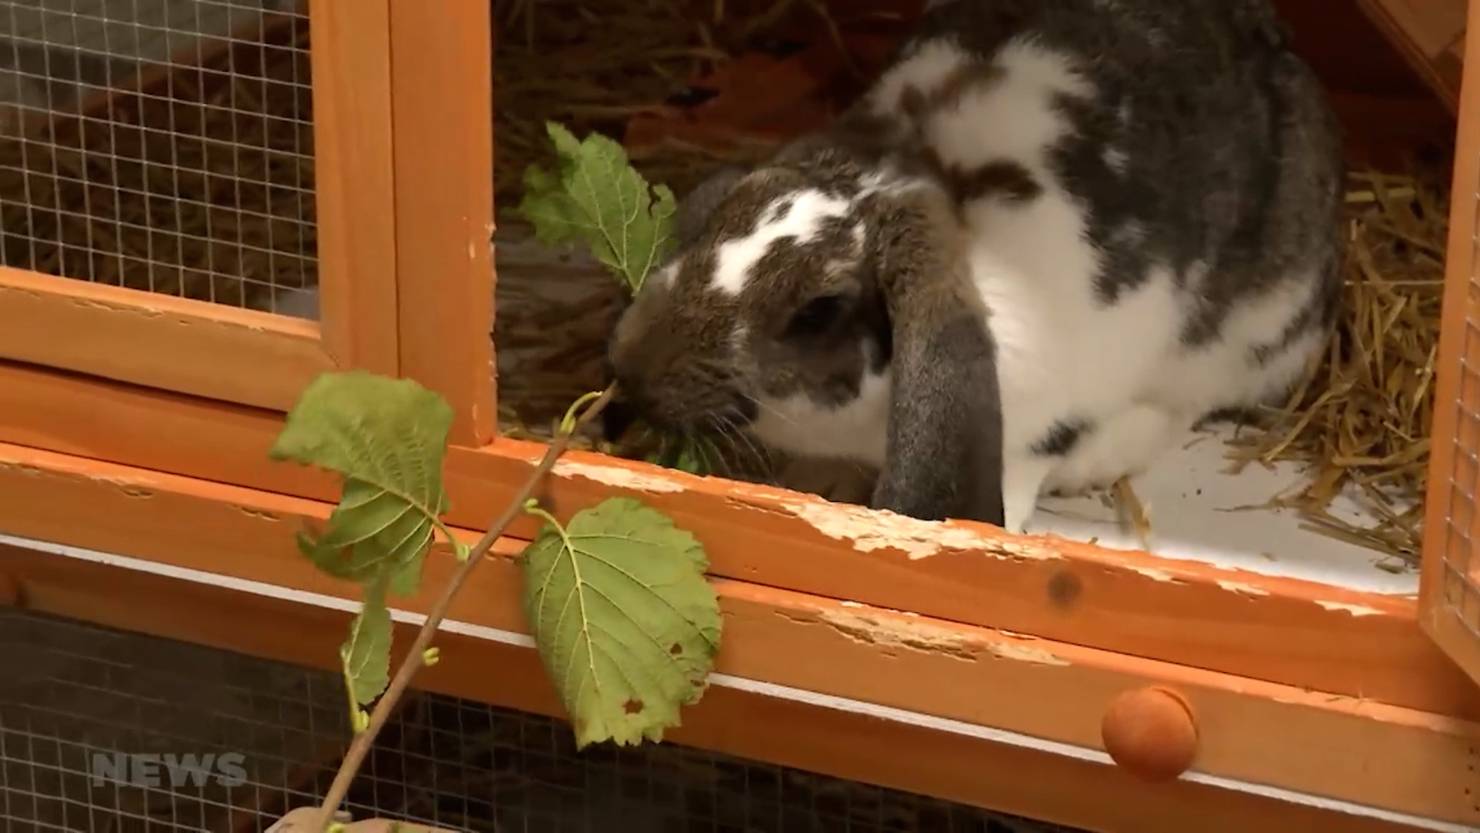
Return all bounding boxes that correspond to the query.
[1112,477,1152,549]
[310,385,617,831]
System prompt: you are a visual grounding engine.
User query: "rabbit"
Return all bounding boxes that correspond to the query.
[606,0,1344,534]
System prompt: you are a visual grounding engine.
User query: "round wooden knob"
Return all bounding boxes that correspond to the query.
[1101,686,1198,782]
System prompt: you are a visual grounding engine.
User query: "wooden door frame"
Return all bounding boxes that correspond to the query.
[1420,0,1480,689]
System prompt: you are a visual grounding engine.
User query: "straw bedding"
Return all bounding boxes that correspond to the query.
[0,0,1450,564]
[1226,168,1449,565]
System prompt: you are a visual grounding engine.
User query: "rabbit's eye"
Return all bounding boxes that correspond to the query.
[785,294,846,338]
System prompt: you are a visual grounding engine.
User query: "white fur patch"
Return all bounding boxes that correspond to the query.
[710,189,849,296]
[923,39,1092,173]
[868,39,972,117]
[751,364,892,466]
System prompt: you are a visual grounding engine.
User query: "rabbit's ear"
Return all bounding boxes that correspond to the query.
[866,188,1005,527]
[676,166,746,246]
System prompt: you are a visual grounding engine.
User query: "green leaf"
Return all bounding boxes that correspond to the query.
[673,438,709,475]
[341,578,392,706]
[645,433,713,476]
[521,497,721,748]
[270,371,455,597]
[516,121,677,293]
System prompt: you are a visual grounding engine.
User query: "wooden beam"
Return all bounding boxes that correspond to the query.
[387,0,496,445]
[309,0,400,377]
[0,268,333,410]
[0,360,1475,720]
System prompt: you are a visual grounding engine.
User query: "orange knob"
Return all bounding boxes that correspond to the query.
[1101,686,1198,782]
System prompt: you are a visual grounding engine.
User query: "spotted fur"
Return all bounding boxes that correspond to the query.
[608,0,1344,532]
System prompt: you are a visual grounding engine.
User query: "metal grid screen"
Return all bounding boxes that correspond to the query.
[0,0,318,317]
[0,607,1074,833]
[1442,173,1480,639]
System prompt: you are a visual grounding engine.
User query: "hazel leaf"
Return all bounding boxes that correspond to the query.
[340,578,392,706]
[270,370,455,597]
[516,121,677,294]
[521,497,721,748]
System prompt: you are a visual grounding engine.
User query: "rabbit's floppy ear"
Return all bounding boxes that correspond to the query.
[865,187,1005,527]
[675,166,746,246]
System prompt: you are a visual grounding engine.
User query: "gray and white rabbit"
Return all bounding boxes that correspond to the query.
[607,0,1344,533]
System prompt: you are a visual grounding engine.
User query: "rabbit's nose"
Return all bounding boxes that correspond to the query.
[600,396,639,443]
[602,355,648,442]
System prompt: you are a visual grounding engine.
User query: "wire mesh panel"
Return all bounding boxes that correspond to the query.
[1438,204,1480,643]
[1,607,349,832]
[0,0,319,317]
[0,607,1076,833]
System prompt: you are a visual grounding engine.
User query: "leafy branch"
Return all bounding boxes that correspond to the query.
[270,123,726,832]
[274,380,626,831]
[517,121,717,476]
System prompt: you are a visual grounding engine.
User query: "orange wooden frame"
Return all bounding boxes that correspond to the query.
[1419,0,1480,690]
[3,361,1476,722]
[0,2,1479,831]
[0,0,400,411]
[1357,0,1466,114]
[387,0,496,447]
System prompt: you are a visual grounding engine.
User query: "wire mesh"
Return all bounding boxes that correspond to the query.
[1441,178,1480,639]
[0,0,318,317]
[1,607,1076,833]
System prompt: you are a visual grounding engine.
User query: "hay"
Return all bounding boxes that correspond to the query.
[1113,477,1152,550]
[1226,168,1448,564]
[493,0,781,208]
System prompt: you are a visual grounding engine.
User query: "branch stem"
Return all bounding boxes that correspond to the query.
[311,385,616,831]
